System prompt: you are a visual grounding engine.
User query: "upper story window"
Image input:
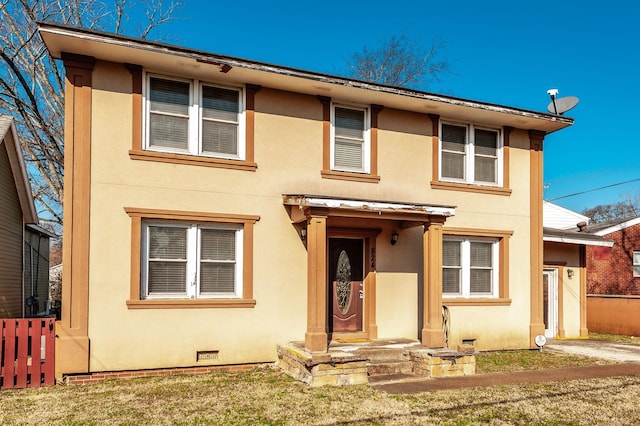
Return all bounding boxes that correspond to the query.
[142,221,243,299]
[145,75,245,160]
[440,122,502,186]
[634,251,640,277]
[443,237,499,298]
[331,105,370,173]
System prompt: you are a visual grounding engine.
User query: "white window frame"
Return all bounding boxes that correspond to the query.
[141,221,243,299]
[443,237,500,298]
[143,73,246,160]
[330,103,371,173]
[634,250,640,277]
[439,121,503,186]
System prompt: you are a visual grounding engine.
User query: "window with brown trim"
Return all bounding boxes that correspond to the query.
[319,97,381,183]
[442,228,512,306]
[125,208,259,308]
[128,69,258,171]
[430,115,512,196]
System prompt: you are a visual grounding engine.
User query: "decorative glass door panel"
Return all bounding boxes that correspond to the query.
[329,238,364,333]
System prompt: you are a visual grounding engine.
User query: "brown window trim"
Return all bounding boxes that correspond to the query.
[126,65,259,172]
[124,207,259,309]
[430,114,512,195]
[318,96,382,183]
[430,181,512,196]
[442,227,512,305]
[128,149,257,171]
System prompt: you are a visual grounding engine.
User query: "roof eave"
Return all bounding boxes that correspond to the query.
[38,22,573,134]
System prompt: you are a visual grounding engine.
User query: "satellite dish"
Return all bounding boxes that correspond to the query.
[547,95,579,115]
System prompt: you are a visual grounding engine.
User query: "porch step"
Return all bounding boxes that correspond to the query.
[367,359,414,376]
[368,372,426,386]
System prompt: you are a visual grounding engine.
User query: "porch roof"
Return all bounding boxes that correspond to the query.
[283,194,455,226]
[543,227,614,247]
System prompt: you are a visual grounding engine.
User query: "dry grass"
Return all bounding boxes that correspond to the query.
[1,349,639,426]
[475,348,614,374]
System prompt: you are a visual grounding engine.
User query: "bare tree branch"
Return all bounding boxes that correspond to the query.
[346,34,450,90]
[0,0,182,234]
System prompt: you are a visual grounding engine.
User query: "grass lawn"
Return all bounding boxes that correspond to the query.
[1,338,639,425]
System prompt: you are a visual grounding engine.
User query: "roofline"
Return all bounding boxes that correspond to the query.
[38,22,573,133]
[1,116,38,224]
[592,216,640,236]
[543,228,614,247]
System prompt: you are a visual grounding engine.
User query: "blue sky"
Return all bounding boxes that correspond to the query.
[164,0,639,214]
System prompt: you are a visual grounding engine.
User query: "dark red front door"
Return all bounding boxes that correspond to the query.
[329,238,364,333]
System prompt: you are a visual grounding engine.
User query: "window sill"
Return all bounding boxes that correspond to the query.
[321,169,380,183]
[443,297,512,306]
[431,181,511,196]
[126,298,256,309]
[129,149,257,171]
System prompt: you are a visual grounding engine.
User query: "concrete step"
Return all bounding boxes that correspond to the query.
[368,372,426,386]
[367,359,413,376]
[353,347,407,361]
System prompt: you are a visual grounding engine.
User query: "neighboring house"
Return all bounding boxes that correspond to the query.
[542,201,613,338]
[585,216,640,295]
[0,115,53,318]
[40,22,576,380]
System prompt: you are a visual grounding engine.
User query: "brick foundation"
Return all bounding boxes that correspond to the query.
[63,363,264,385]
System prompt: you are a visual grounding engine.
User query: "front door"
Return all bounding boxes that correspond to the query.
[543,269,558,338]
[329,238,364,333]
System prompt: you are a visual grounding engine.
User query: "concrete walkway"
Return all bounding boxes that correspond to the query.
[374,339,640,394]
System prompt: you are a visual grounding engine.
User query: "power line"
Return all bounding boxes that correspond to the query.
[548,177,640,201]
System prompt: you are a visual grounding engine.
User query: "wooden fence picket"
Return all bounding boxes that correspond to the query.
[0,318,56,389]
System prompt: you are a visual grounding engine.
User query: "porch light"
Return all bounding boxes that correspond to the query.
[300,228,307,241]
[567,269,574,279]
[390,232,399,245]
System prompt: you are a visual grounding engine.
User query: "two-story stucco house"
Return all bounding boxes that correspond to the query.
[39,22,576,382]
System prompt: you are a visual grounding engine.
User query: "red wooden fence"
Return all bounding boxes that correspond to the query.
[1,318,56,389]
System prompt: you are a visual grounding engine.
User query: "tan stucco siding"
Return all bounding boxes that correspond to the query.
[544,241,584,337]
[85,60,536,371]
[0,141,24,318]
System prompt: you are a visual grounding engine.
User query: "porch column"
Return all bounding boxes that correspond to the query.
[305,215,328,352]
[421,218,445,348]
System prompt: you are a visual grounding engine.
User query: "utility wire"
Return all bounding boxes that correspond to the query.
[548,177,640,201]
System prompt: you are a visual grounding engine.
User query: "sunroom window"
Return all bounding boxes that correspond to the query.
[145,75,244,160]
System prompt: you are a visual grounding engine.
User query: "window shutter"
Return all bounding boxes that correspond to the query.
[201,86,239,156]
[149,78,189,150]
[199,228,236,294]
[147,226,188,294]
[441,124,466,179]
[442,241,461,294]
[334,107,364,170]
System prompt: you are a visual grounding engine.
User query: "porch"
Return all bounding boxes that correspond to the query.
[277,338,475,387]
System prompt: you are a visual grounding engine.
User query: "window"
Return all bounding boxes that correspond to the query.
[143,222,243,299]
[125,208,259,308]
[440,123,501,185]
[634,251,640,277]
[331,105,370,173]
[145,75,244,160]
[443,237,499,298]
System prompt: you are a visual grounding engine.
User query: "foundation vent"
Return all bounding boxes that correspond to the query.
[197,350,220,362]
